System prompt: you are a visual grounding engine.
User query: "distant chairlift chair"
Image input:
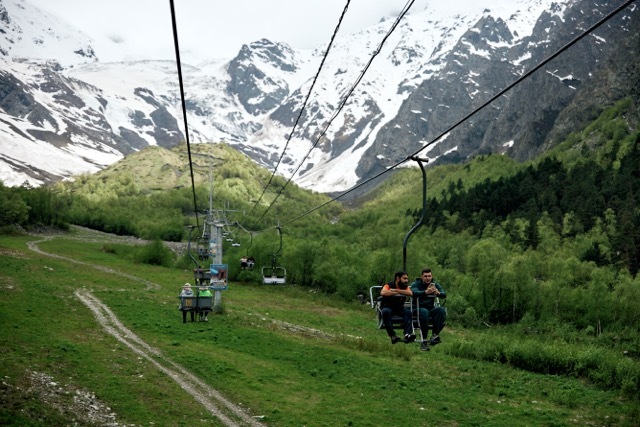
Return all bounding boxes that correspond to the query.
[262,224,287,285]
[179,226,213,322]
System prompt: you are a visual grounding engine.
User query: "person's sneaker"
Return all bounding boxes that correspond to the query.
[391,335,401,344]
[421,341,430,351]
[430,335,442,345]
[404,333,416,343]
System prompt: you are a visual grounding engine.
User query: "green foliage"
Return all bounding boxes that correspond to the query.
[0,182,29,227]
[446,331,640,398]
[102,241,175,267]
[1,219,639,426]
[134,240,175,267]
[3,97,640,355]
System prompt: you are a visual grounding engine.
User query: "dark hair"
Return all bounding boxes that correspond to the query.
[394,271,407,281]
[421,268,432,275]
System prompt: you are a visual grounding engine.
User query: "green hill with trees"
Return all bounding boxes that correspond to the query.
[1,98,639,425]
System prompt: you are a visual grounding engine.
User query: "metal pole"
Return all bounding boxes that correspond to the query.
[402,157,429,273]
[212,220,223,309]
[207,161,225,310]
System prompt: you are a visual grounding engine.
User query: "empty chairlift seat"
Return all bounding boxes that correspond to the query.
[262,266,286,285]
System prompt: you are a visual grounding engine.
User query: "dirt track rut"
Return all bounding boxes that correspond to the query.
[27,235,266,427]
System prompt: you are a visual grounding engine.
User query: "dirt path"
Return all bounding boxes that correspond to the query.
[75,290,265,427]
[27,234,266,427]
[27,236,160,290]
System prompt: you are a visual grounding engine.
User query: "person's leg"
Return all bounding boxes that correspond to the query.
[381,307,395,337]
[418,307,430,339]
[429,307,446,344]
[415,308,431,350]
[402,307,415,341]
[382,307,401,344]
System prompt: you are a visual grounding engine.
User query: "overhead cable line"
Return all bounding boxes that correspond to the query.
[238,0,353,227]
[169,0,200,228]
[276,0,636,228]
[252,0,417,228]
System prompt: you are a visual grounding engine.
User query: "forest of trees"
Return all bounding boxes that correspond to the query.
[1,99,639,341]
[417,140,640,275]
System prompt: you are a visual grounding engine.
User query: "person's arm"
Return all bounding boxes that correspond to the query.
[396,286,412,297]
[434,282,446,299]
[380,284,397,297]
[410,280,425,297]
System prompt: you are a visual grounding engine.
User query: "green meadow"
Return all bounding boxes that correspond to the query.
[1,230,637,426]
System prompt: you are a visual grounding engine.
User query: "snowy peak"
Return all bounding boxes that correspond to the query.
[227,39,306,116]
[0,0,97,66]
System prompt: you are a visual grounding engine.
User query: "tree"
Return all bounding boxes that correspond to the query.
[0,183,29,226]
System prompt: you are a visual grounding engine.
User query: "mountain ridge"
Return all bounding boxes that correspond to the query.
[0,0,638,194]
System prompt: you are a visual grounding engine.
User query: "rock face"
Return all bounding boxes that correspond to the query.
[358,1,640,182]
[0,0,638,192]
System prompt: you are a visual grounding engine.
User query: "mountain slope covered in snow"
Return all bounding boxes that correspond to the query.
[0,0,638,193]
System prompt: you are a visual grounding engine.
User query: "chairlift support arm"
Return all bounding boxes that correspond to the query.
[402,157,429,272]
[272,224,283,268]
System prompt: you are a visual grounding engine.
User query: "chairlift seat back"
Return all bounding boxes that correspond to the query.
[196,296,213,310]
[193,269,211,281]
[178,296,196,311]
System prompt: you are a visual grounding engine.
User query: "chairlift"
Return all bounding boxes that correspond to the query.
[195,236,209,261]
[262,224,286,285]
[245,231,255,270]
[369,157,437,342]
[179,226,213,323]
[369,285,444,342]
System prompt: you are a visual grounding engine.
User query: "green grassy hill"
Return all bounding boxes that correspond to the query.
[1,230,637,426]
[2,98,640,426]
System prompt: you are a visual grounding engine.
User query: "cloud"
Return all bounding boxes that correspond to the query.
[25,0,483,63]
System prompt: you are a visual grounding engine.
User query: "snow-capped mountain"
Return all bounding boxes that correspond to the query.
[1,0,638,193]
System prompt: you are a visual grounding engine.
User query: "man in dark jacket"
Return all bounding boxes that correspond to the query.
[380,271,415,344]
[410,268,447,351]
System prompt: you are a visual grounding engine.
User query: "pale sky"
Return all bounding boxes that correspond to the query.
[25,0,477,63]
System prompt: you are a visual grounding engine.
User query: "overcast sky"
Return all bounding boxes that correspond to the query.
[26,0,476,63]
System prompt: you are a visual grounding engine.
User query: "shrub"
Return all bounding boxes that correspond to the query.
[446,332,640,397]
[134,240,175,267]
[460,306,480,328]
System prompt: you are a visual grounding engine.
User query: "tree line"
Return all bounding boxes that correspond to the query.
[1,99,639,341]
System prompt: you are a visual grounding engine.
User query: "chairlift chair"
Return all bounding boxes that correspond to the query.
[262,258,287,284]
[245,232,255,270]
[370,157,438,343]
[369,285,423,341]
[178,291,196,323]
[179,225,213,322]
[262,224,287,285]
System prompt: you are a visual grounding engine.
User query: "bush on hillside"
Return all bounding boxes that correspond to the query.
[134,240,175,267]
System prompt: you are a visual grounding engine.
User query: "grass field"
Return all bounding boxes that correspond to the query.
[1,229,638,426]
